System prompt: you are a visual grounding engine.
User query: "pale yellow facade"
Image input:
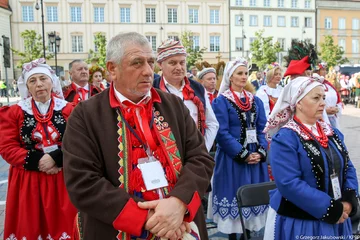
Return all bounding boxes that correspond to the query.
[317,0,360,64]
[11,0,229,78]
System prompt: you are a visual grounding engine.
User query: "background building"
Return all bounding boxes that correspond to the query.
[317,0,360,64]
[229,0,316,66]
[0,0,13,81]
[11,0,230,78]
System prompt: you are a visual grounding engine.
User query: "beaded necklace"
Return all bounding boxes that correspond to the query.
[31,98,54,123]
[294,115,329,148]
[230,87,252,111]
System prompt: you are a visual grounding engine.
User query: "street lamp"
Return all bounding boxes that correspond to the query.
[239,17,246,57]
[48,31,61,76]
[35,0,46,60]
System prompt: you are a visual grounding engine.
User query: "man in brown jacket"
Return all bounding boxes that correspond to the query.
[62,32,214,239]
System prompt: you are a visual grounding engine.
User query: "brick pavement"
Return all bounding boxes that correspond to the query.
[0,104,358,239]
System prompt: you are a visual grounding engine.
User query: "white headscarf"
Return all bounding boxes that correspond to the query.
[17,58,64,100]
[263,76,323,138]
[218,57,250,94]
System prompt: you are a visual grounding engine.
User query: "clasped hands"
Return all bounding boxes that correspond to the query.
[337,201,352,224]
[245,152,261,164]
[38,153,61,174]
[138,196,191,240]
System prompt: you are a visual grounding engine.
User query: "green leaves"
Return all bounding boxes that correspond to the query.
[11,30,54,68]
[180,31,207,69]
[250,30,282,70]
[319,36,348,67]
[86,33,107,68]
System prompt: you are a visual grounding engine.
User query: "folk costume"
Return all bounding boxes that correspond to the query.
[197,68,219,105]
[256,63,283,118]
[62,84,214,239]
[0,58,77,239]
[313,63,343,129]
[89,65,106,91]
[208,58,269,234]
[63,82,101,104]
[263,77,358,240]
[153,39,219,151]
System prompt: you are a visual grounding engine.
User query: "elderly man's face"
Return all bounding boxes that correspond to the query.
[70,61,89,87]
[159,55,186,84]
[107,44,155,102]
[201,72,217,92]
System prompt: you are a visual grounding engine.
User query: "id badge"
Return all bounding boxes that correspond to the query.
[331,173,342,200]
[246,128,258,144]
[43,144,58,153]
[138,158,169,191]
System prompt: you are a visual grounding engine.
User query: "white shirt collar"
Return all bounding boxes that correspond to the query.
[34,98,51,114]
[303,123,319,136]
[113,84,151,105]
[163,76,185,92]
[74,82,89,91]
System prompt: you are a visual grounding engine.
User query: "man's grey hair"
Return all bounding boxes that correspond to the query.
[69,59,85,72]
[106,32,152,65]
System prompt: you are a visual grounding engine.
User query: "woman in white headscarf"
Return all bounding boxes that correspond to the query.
[0,58,77,239]
[263,77,358,239]
[209,57,269,240]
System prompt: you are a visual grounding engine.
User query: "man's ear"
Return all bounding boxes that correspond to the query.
[106,62,117,78]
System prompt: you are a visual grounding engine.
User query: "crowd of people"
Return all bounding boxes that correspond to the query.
[0,32,358,240]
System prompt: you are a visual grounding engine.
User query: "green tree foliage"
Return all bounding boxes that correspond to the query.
[86,33,107,68]
[319,35,348,67]
[11,30,54,68]
[180,31,207,69]
[250,30,282,70]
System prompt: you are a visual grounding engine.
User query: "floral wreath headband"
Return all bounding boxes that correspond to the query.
[266,62,280,72]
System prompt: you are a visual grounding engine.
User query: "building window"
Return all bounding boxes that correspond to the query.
[146,8,156,23]
[325,17,332,29]
[210,9,220,24]
[210,36,220,52]
[236,0,243,6]
[146,36,157,51]
[236,38,244,51]
[278,16,285,27]
[168,8,177,23]
[278,0,284,7]
[250,15,258,26]
[339,18,346,30]
[94,7,104,23]
[22,6,34,22]
[250,0,257,6]
[264,0,270,7]
[235,15,244,26]
[72,36,83,53]
[120,7,130,23]
[305,17,312,28]
[47,6,58,22]
[352,39,359,53]
[168,35,179,41]
[277,38,285,50]
[305,0,311,8]
[291,0,297,8]
[70,6,82,22]
[291,17,299,27]
[339,39,346,51]
[189,8,199,24]
[264,16,272,26]
[192,36,200,50]
[353,18,359,30]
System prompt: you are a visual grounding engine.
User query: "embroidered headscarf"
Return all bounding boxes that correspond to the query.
[197,67,216,80]
[17,58,64,100]
[157,39,187,63]
[219,57,250,94]
[263,76,323,138]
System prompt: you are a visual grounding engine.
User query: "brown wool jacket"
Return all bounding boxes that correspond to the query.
[62,87,214,239]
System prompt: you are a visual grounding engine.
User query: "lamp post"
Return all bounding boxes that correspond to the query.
[239,17,245,57]
[35,0,46,60]
[48,31,61,76]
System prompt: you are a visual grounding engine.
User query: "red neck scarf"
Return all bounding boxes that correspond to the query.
[160,77,207,135]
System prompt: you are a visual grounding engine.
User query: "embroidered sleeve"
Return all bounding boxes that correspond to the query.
[321,199,344,224]
[257,145,267,162]
[48,148,63,168]
[24,149,43,171]
[233,146,251,163]
[342,189,358,217]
